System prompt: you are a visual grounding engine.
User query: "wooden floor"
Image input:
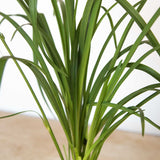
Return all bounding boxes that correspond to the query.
[0,111,160,160]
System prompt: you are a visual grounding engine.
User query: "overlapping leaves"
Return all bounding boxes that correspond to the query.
[0,0,160,160]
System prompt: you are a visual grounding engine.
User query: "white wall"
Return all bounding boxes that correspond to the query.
[0,0,160,135]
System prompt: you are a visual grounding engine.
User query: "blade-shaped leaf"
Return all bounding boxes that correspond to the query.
[138,108,145,136]
[0,55,7,88]
[116,0,160,55]
[119,83,160,105]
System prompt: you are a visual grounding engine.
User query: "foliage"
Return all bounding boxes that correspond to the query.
[0,0,160,159]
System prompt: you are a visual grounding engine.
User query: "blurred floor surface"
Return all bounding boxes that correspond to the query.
[0,111,160,160]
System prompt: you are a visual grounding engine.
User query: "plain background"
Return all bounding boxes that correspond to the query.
[0,0,160,135]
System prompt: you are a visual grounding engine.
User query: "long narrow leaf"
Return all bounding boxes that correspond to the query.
[0,35,64,160]
[119,83,160,105]
[116,0,160,55]
[1,55,72,143]
[0,34,7,87]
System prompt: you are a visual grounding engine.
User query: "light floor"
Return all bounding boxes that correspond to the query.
[0,111,160,160]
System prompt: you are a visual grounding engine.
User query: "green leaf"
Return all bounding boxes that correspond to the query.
[109,8,160,101]
[37,13,66,72]
[1,1,160,159]
[0,51,64,160]
[127,62,160,82]
[0,110,43,120]
[51,0,69,69]
[138,108,145,136]
[0,34,7,87]
[17,0,30,19]
[136,90,160,108]
[119,83,160,105]
[87,1,142,103]
[79,0,102,98]
[101,6,117,48]
[116,0,160,56]
[142,116,160,130]
[2,56,68,130]
[0,57,7,88]
[11,23,31,41]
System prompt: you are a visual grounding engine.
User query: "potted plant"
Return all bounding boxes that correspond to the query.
[0,0,160,159]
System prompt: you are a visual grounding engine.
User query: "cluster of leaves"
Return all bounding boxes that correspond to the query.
[0,0,160,160]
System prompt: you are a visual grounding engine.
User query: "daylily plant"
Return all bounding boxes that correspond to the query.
[0,0,160,160]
